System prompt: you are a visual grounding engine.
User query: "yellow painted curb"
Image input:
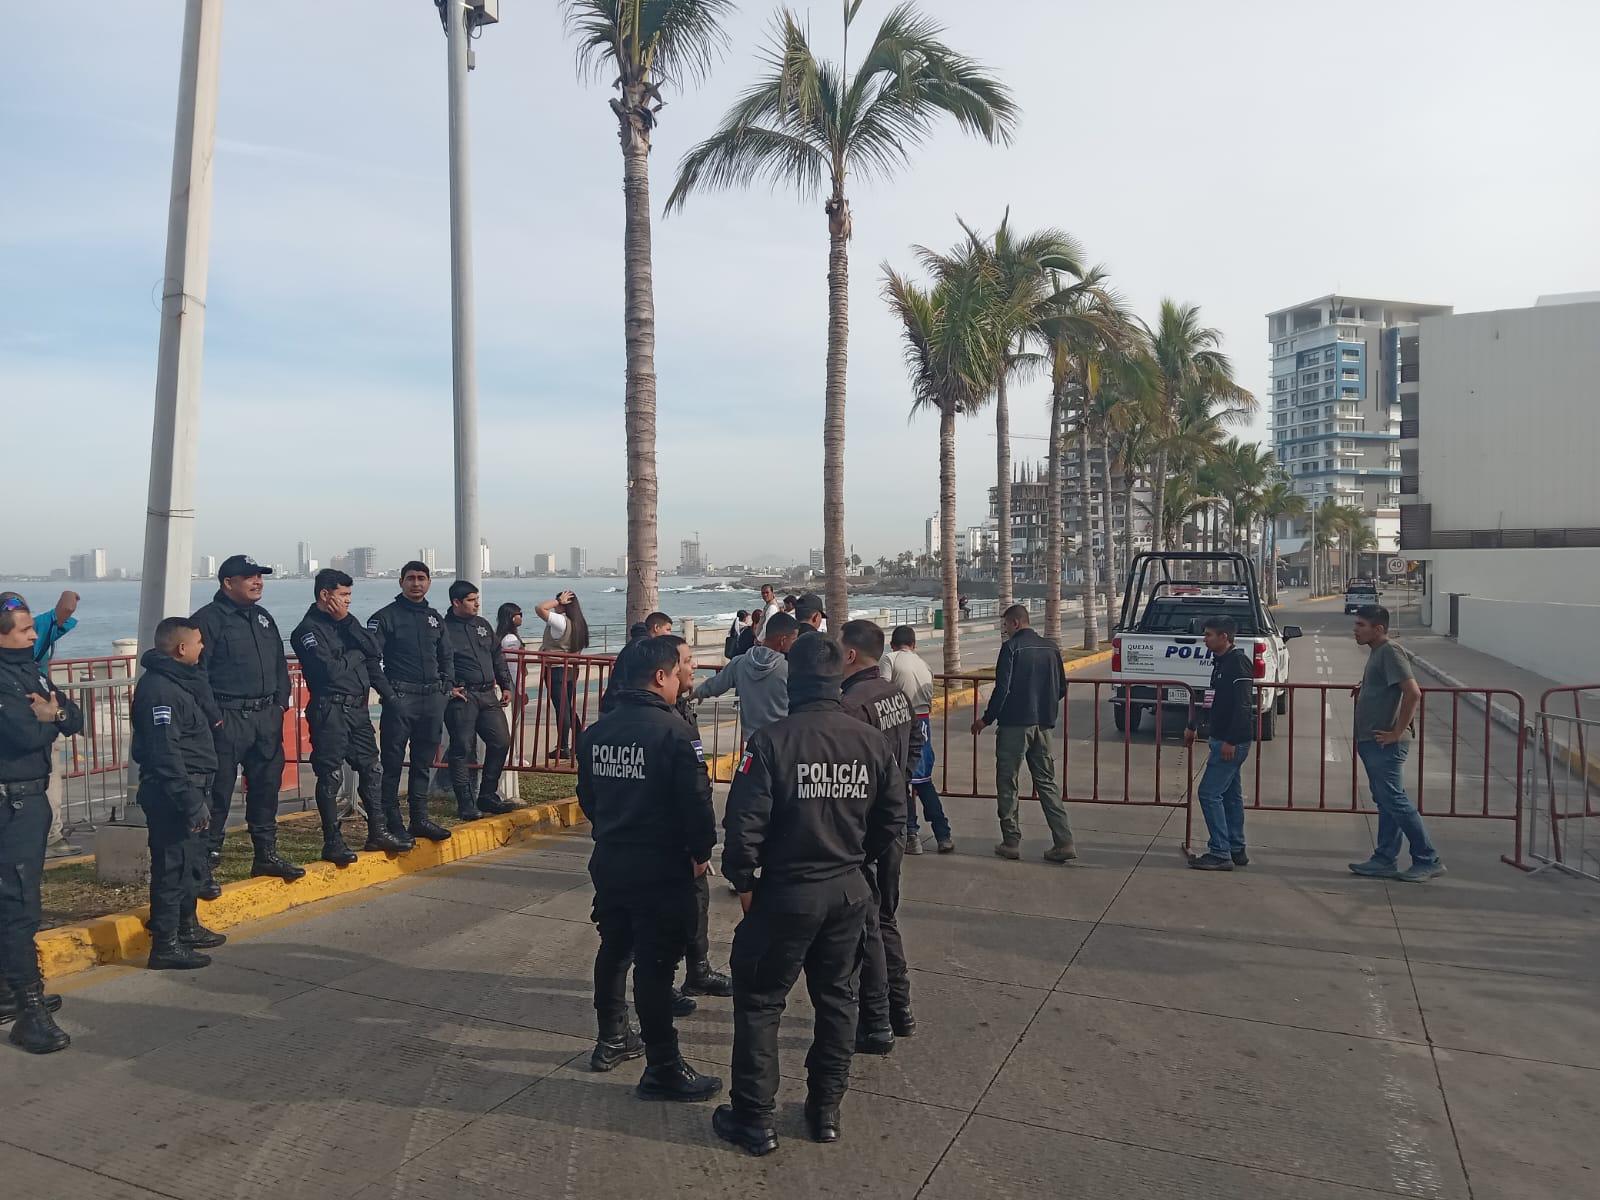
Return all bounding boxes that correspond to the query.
[36,798,585,983]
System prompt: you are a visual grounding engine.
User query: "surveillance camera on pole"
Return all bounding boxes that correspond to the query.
[433,0,496,590]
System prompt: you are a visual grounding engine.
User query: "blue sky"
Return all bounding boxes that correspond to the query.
[5,0,1598,576]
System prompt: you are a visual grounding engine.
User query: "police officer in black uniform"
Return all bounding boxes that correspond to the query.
[191,554,304,886]
[442,580,519,820]
[838,619,920,1055]
[291,569,409,860]
[132,618,228,971]
[367,561,455,846]
[577,636,722,1103]
[0,593,81,1054]
[714,634,906,1155]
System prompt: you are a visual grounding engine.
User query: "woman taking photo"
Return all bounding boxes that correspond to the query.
[534,590,590,761]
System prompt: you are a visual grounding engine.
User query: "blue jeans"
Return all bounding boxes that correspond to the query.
[906,780,952,842]
[1356,740,1439,868]
[1196,739,1249,859]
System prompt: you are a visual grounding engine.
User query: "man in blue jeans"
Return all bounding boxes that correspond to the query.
[1183,616,1254,871]
[1350,605,1444,883]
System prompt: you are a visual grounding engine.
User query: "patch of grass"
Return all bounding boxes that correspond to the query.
[39,773,580,931]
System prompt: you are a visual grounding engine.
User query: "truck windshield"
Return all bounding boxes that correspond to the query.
[1137,600,1263,636]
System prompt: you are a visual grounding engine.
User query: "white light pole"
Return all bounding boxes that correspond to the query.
[137,0,222,660]
[436,0,496,580]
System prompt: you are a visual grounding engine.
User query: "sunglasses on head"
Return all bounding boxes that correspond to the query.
[1,597,27,612]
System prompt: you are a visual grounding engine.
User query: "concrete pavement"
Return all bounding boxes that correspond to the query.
[5,783,1598,1199]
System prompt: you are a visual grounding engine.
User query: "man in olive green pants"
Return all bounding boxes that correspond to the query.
[971,607,1076,863]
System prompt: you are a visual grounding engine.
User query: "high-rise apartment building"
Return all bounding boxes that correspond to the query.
[349,547,378,578]
[1266,295,1452,560]
[297,541,312,576]
[616,554,628,576]
[419,547,437,575]
[69,548,109,581]
[197,554,216,580]
[679,537,703,575]
[808,548,824,573]
[533,553,557,575]
[570,547,587,577]
[479,538,491,577]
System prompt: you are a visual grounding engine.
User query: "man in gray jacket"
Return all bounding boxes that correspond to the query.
[694,615,799,736]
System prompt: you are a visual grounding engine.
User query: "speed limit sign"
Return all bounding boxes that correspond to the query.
[1386,556,1407,575]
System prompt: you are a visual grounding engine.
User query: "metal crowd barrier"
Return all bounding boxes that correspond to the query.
[1524,711,1600,881]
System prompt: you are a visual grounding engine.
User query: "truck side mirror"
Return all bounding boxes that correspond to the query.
[1282,625,1303,640]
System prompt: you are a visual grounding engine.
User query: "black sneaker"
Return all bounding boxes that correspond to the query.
[179,921,227,949]
[636,1059,723,1102]
[1231,849,1250,867]
[1187,852,1234,872]
[589,1025,644,1072]
[712,1104,779,1157]
[250,852,306,882]
[683,965,732,998]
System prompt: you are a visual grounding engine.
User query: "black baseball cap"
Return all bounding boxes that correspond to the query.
[218,554,272,582]
[794,592,827,621]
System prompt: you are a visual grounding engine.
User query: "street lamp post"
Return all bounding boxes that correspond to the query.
[434,0,496,580]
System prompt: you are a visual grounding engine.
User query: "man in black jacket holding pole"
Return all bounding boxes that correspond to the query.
[0,593,82,1054]
[132,618,228,971]
[1183,616,1256,871]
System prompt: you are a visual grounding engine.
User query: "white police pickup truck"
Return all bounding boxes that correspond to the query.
[1344,579,1380,615]
[1109,551,1301,740]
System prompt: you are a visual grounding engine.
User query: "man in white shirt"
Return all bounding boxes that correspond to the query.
[879,626,954,854]
[754,586,782,644]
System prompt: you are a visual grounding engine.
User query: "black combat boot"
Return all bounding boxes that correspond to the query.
[891,1005,917,1038]
[636,1058,722,1102]
[6,983,70,1054]
[147,935,211,971]
[590,1017,645,1073]
[409,799,451,843]
[683,962,733,998]
[250,846,307,881]
[454,787,483,821]
[712,1105,779,1157]
[671,987,697,1018]
[0,981,61,1025]
[364,804,409,852]
[321,833,358,866]
[854,1024,896,1056]
[383,802,416,850]
[197,864,223,902]
[475,795,519,816]
[804,1100,842,1144]
[179,917,227,949]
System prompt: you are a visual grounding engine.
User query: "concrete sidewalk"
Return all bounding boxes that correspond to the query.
[4,800,1597,1199]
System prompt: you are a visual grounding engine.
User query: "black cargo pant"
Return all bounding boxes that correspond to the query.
[307,696,383,838]
[0,781,50,990]
[209,701,284,858]
[140,778,208,942]
[730,873,871,1122]
[380,689,447,819]
[591,871,698,1066]
[443,689,511,808]
[857,839,909,1032]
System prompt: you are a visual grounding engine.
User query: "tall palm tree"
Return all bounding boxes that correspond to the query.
[883,243,1009,673]
[1257,477,1306,603]
[1085,347,1154,626]
[667,3,1018,629]
[1146,300,1252,550]
[562,0,735,625]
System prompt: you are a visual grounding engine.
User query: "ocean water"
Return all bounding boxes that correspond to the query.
[19,576,923,658]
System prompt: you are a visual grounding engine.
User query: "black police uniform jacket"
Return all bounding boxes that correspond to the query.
[191,591,291,707]
[291,606,398,705]
[367,595,454,689]
[0,644,84,784]
[444,611,512,692]
[722,685,907,895]
[840,665,922,784]
[130,650,219,822]
[577,689,716,889]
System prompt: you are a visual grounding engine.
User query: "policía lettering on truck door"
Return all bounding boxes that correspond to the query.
[1164,645,1216,661]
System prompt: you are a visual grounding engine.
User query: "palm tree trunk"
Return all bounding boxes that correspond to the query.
[1121,468,1136,593]
[620,104,658,625]
[1098,438,1118,628]
[1075,413,1100,650]
[939,406,961,674]
[1044,383,1064,645]
[1151,448,1169,550]
[822,193,852,636]
[995,361,1013,610]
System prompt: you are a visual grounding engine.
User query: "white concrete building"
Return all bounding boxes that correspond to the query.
[1267,295,1453,568]
[1400,295,1600,685]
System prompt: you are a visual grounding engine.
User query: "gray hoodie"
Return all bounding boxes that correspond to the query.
[694,645,789,734]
